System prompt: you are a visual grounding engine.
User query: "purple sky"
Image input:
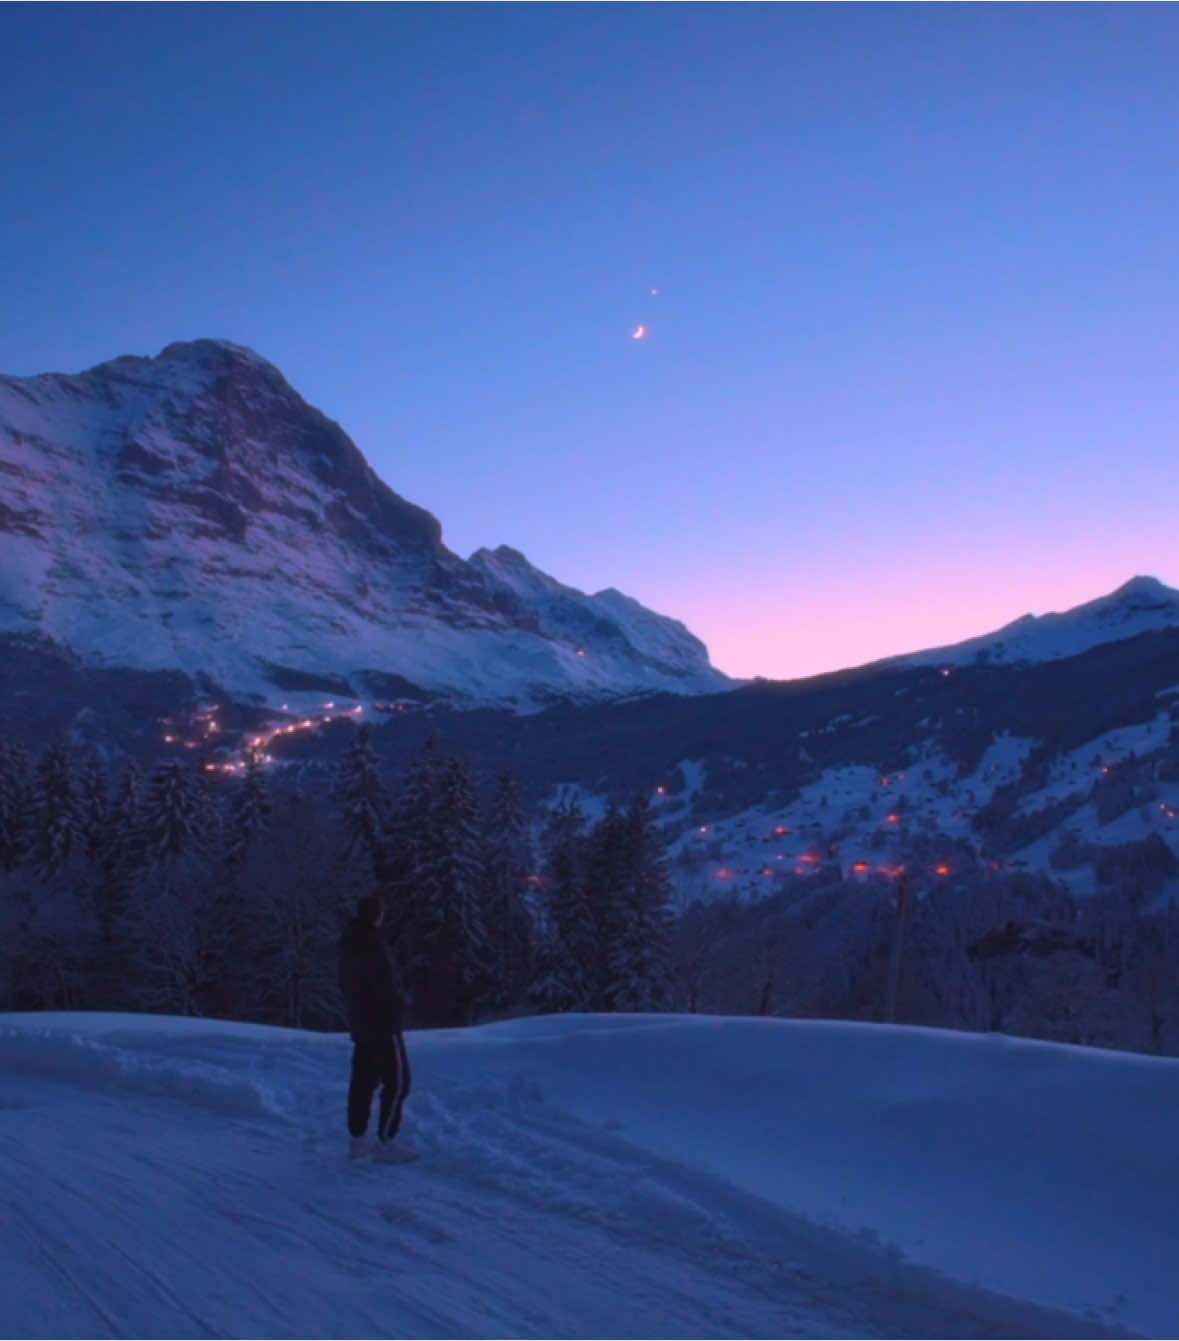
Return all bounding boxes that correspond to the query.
[2,5,1176,679]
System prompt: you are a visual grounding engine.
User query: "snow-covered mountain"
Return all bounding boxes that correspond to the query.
[899,574,1179,670]
[0,339,727,710]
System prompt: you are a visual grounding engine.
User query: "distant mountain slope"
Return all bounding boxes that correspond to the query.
[0,339,728,709]
[898,575,1179,670]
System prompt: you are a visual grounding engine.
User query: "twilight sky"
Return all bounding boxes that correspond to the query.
[2,4,1177,680]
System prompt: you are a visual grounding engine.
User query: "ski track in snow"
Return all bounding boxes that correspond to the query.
[0,1016,1150,1340]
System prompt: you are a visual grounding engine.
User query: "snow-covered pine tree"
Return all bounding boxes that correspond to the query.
[81,759,143,1006]
[29,736,83,876]
[525,887,569,1014]
[385,739,491,1025]
[606,793,674,1012]
[224,751,272,869]
[77,754,110,868]
[582,802,630,1009]
[93,760,143,946]
[382,733,445,964]
[538,795,594,1010]
[235,788,345,1028]
[123,758,223,1016]
[0,738,33,871]
[135,758,216,867]
[199,753,278,1018]
[332,722,388,869]
[424,754,490,1024]
[5,738,99,1009]
[481,769,534,1008]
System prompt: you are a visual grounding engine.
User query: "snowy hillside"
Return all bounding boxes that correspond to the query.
[899,575,1179,671]
[659,710,1179,905]
[2,1011,1174,1338]
[0,340,727,711]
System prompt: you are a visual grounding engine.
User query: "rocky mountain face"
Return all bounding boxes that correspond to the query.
[0,340,727,710]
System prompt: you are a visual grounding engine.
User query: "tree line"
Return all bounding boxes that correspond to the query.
[0,727,673,1030]
[3,724,1177,1058]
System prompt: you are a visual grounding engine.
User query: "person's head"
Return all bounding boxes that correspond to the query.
[357,893,386,927]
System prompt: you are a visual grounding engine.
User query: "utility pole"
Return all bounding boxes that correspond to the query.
[884,871,911,1024]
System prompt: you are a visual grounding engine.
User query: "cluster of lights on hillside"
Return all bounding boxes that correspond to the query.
[675,708,1179,899]
[715,859,954,881]
[161,704,222,750]
[163,701,366,775]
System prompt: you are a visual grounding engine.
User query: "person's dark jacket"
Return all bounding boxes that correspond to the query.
[338,917,404,1041]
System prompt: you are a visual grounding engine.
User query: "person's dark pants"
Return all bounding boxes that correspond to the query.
[348,1033,412,1141]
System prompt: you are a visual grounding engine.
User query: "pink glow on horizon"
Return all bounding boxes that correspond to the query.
[666,559,1179,682]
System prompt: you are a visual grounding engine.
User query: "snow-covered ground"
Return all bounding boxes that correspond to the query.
[1,1013,1175,1338]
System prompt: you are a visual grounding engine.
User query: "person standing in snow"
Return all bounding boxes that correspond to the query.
[337,894,412,1152]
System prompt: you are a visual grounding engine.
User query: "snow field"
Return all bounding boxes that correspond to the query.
[1,1011,1176,1337]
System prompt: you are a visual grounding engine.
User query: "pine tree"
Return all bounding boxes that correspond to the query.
[526,889,569,1014]
[224,752,272,869]
[0,738,33,871]
[233,789,345,1028]
[91,760,142,994]
[77,754,110,867]
[135,758,214,866]
[333,723,387,865]
[583,803,630,1008]
[120,758,224,1013]
[98,761,143,894]
[382,734,443,949]
[30,736,82,876]
[606,793,674,1011]
[481,770,534,1007]
[538,796,594,1009]
[385,739,491,1025]
[422,754,489,1025]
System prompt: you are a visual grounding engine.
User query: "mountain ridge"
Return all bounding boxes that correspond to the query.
[2,338,1175,714]
[0,339,727,710]
[886,572,1179,673]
